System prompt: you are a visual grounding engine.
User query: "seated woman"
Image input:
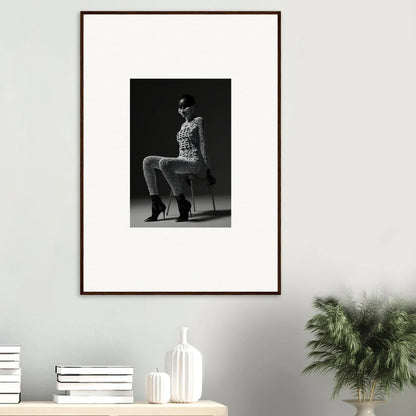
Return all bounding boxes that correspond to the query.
[142,94,216,222]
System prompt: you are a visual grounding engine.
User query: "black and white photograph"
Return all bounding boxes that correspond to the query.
[130,79,232,227]
[81,12,279,293]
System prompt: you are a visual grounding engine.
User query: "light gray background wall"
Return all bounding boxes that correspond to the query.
[1,0,416,415]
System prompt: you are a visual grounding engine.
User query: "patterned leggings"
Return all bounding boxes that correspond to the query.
[143,156,202,196]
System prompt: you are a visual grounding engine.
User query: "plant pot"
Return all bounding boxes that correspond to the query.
[343,400,385,416]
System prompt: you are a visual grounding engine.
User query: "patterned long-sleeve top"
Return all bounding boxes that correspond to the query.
[176,116,210,168]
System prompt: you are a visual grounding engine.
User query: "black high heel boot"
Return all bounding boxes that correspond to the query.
[175,193,192,222]
[145,195,166,222]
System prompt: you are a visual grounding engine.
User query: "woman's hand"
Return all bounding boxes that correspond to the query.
[206,169,216,185]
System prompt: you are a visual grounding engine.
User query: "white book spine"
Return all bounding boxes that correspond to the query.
[53,394,134,404]
[0,383,21,393]
[0,346,20,354]
[0,369,21,375]
[68,390,133,397]
[58,375,133,383]
[0,393,21,404]
[0,354,20,361]
[56,382,132,391]
[0,362,20,369]
[0,375,20,382]
[56,366,134,375]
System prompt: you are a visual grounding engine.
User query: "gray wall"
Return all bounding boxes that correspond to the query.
[1,0,416,415]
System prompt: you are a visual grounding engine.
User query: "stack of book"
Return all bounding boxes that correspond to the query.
[0,345,21,404]
[53,366,134,404]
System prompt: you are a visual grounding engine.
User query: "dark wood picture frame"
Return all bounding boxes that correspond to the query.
[80,11,281,295]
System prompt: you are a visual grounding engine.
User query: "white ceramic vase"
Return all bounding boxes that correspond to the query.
[343,400,385,416]
[145,371,170,404]
[168,327,202,403]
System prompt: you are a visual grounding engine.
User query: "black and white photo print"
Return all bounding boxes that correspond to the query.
[82,12,279,293]
[130,79,231,227]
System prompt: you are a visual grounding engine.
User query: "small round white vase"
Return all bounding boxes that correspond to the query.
[343,400,385,416]
[145,371,170,404]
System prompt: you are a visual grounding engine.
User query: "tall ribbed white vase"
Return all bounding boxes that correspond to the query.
[145,371,170,404]
[169,327,202,403]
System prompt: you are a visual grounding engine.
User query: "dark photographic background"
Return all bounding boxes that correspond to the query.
[130,79,231,200]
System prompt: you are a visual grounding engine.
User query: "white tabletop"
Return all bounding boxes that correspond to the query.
[0,400,228,416]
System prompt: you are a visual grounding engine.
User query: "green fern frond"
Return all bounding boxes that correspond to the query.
[303,293,416,401]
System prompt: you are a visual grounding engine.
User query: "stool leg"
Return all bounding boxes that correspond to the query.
[190,180,196,212]
[166,191,173,216]
[209,186,216,215]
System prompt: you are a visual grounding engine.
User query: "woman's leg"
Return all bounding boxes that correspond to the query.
[142,156,169,222]
[159,158,200,196]
[142,155,164,195]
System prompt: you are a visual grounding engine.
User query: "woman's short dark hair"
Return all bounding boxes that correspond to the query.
[179,94,196,106]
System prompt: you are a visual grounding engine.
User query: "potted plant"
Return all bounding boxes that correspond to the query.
[303,293,416,415]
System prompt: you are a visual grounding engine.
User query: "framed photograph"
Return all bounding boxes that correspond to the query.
[81,11,281,294]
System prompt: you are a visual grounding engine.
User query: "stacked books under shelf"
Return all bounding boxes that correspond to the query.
[53,366,134,404]
[0,345,21,404]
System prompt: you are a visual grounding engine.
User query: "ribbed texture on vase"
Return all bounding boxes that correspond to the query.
[145,372,170,404]
[170,336,202,403]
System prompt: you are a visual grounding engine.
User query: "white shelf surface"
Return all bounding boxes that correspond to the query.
[0,400,228,416]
